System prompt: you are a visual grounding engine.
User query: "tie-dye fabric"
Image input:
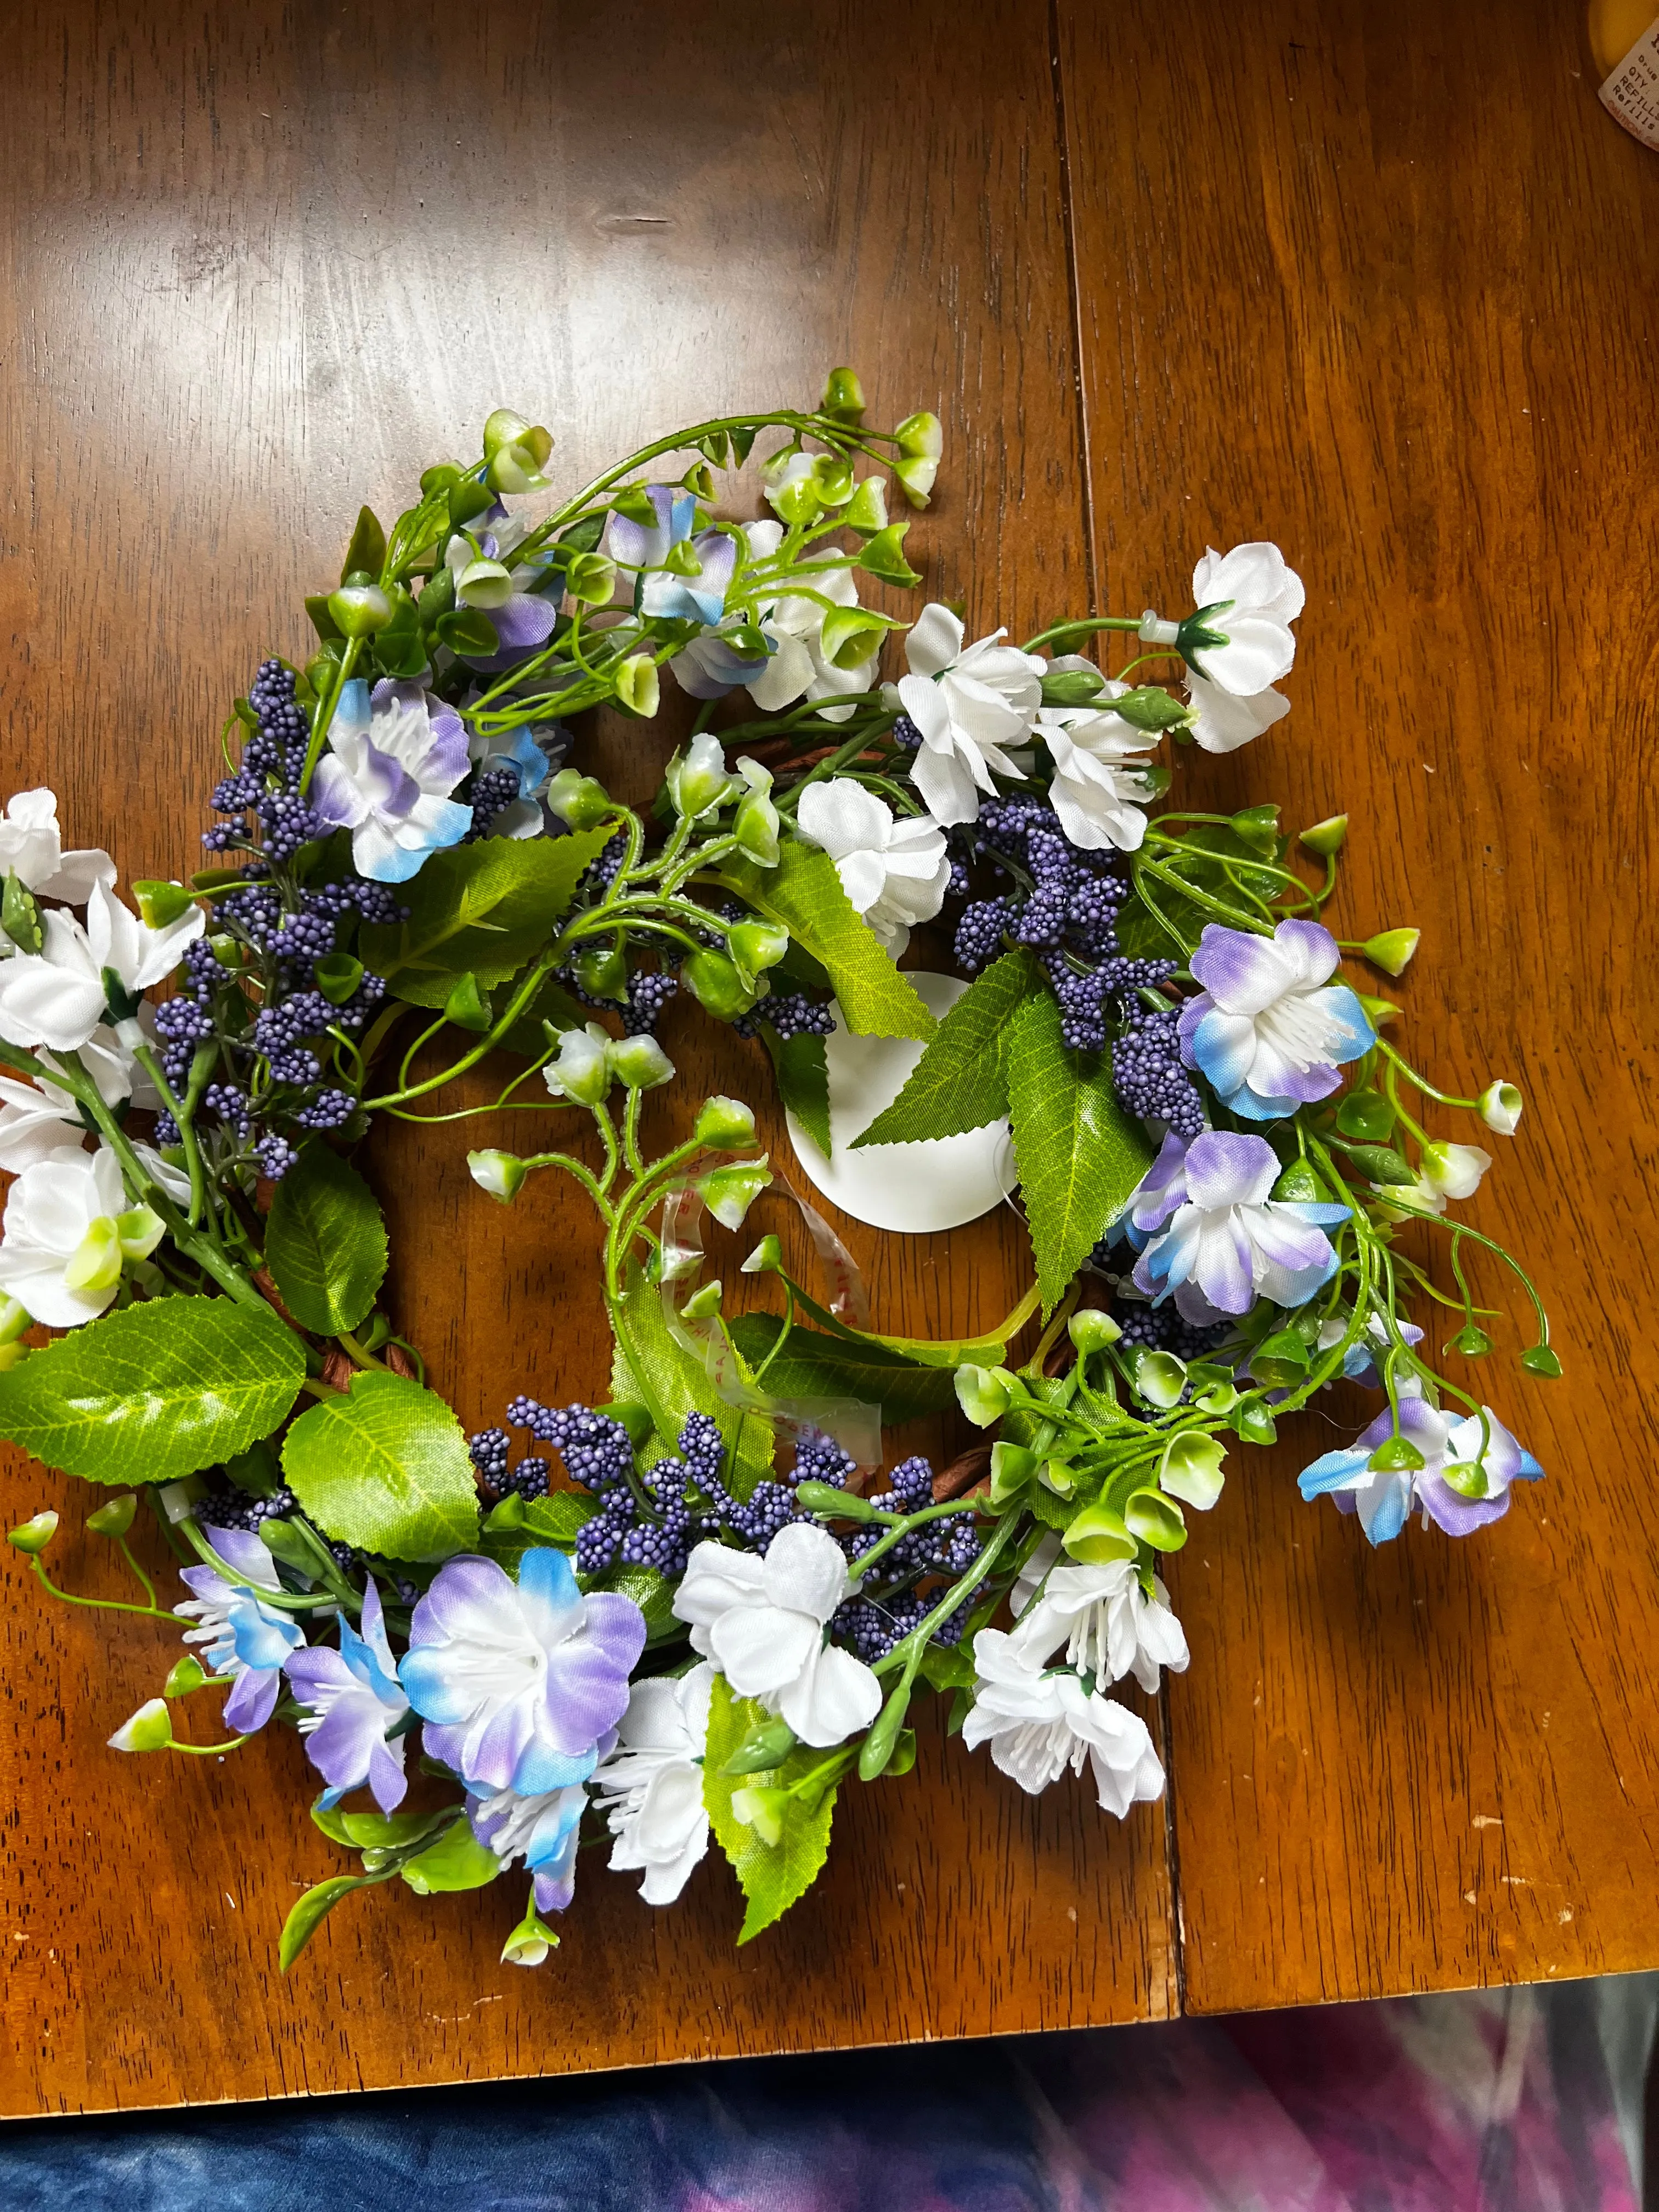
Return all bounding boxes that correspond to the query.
[2,1975,1651,2210]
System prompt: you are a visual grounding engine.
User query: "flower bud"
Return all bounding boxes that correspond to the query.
[859,1681,912,1780]
[574,943,628,1003]
[64,1216,123,1297]
[1126,1348,1186,1410]
[693,1095,758,1152]
[683,951,759,1023]
[725,918,789,991]
[893,453,938,507]
[7,1510,58,1555]
[1061,1503,1137,1565]
[894,409,943,460]
[1,870,42,955]
[563,551,617,607]
[820,366,866,423]
[0,1341,35,1374]
[86,1494,138,1539]
[741,1234,783,1276]
[729,1783,789,1847]
[842,476,888,535]
[794,1480,864,1520]
[1479,1081,1523,1136]
[543,1024,614,1108]
[487,431,554,494]
[108,1697,173,1753]
[722,1717,800,1775]
[1521,1345,1562,1379]
[1357,992,1401,1028]
[1419,1139,1491,1200]
[467,1149,528,1203]
[1270,1158,1328,1202]
[607,1034,674,1091]
[1160,1433,1228,1510]
[501,1907,560,1968]
[989,1442,1038,1504]
[454,557,516,610]
[326,583,394,637]
[1448,1321,1493,1357]
[665,730,735,818]
[1367,1434,1426,1474]
[615,652,661,720]
[483,408,533,459]
[702,1159,772,1229]
[680,1280,724,1321]
[0,1295,31,1346]
[1298,815,1348,858]
[1362,928,1420,977]
[732,757,780,866]
[163,1654,209,1699]
[953,1363,1013,1427]
[1067,1308,1121,1356]
[1228,804,1281,855]
[1234,1400,1278,1447]
[544,768,613,829]
[116,1205,165,1261]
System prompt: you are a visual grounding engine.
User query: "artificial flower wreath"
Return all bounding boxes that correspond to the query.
[0,375,1552,1966]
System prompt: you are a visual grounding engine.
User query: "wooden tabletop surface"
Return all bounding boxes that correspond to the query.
[1,0,1655,2119]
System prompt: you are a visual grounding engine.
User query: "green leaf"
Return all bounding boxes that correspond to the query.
[764,1029,831,1155]
[610,1266,774,1500]
[853,951,1038,1147]
[281,1370,482,1560]
[718,848,934,1041]
[399,1822,501,1895]
[279,1875,374,1972]
[359,830,613,1007]
[917,1641,977,1692]
[703,1675,837,1943]
[1006,993,1153,1315]
[263,1143,388,1334]
[726,1314,960,1423]
[0,1297,305,1485]
[340,505,387,584]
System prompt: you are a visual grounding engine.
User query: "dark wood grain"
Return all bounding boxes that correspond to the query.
[0,0,1177,2119]
[1058,0,1659,2010]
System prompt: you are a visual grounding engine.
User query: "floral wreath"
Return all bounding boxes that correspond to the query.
[0,374,1554,1969]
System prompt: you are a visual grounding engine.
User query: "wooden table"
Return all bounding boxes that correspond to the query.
[2,0,1655,2118]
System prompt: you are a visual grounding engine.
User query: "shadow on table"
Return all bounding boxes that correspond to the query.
[3,1973,1655,2212]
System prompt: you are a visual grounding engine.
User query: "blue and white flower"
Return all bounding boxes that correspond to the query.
[896,603,1046,827]
[174,1528,306,1734]
[1177,919,1374,1121]
[310,678,472,883]
[1131,1130,1349,1323]
[1299,1397,1544,1546]
[284,1577,411,1813]
[605,486,736,627]
[1315,1310,1426,1389]
[400,1547,646,1796]
[443,522,562,671]
[468,1775,592,1916]
[592,1662,714,1907]
[961,1628,1165,1816]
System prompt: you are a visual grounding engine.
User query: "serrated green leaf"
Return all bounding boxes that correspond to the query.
[281,1370,481,1560]
[703,1675,837,1943]
[853,950,1038,1148]
[0,1296,304,1485]
[764,1028,831,1155]
[1007,993,1153,1316]
[717,848,934,1041]
[610,1267,774,1500]
[726,1314,958,1423]
[399,1822,501,1895]
[264,1143,388,1334]
[359,830,613,1007]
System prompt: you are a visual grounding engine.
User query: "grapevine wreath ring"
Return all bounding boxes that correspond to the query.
[0,375,1553,1968]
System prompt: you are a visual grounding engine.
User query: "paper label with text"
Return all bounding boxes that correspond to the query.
[1600,18,1659,148]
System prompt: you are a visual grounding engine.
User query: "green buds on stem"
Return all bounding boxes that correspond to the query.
[7,1510,58,1555]
[1299,815,1348,857]
[545,768,614,829]
[107,1697,173,1753]
[1361,928,1421,977]
[693,1096,758,1152]
[1067,1308,1121,1356]
[954,1364,1014,1427]
[85,1494,138,1539]
[467,1150,529,1204]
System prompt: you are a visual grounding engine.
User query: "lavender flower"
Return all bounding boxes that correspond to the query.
[174,1528,305,1734]
[284,1577,411,1813]
[310,678,472,883]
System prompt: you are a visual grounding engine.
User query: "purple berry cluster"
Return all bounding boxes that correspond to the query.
[195,1481,298,1534]
[1111,1300,1231,1364]
[1111,1005,1204,1141]
[733,991,835,1043]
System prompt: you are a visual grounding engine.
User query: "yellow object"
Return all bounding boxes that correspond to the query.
[1590,0,1659,144]
[1589,0,1655,76]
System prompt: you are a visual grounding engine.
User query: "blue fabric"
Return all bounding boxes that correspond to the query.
[1,1975,1652,2210]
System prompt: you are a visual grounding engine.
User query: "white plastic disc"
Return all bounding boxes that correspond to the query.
[784,971,1014,1234]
